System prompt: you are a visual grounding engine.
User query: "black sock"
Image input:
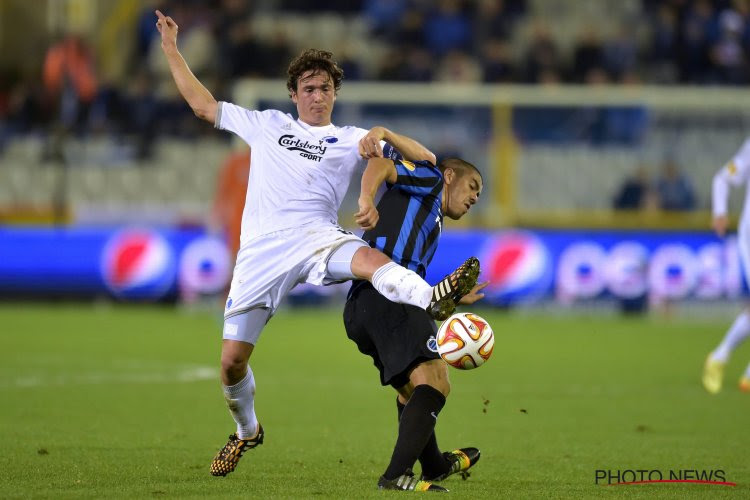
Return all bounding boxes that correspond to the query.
[384,385,446,480]
[395,395,448,479]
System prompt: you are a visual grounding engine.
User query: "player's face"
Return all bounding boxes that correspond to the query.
[291,70,336,126]
[445,169,482,220]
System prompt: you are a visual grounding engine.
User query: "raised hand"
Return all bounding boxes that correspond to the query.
[155,10,179,50]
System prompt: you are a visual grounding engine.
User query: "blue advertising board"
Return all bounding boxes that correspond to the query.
[0,226,740,304]
[0,226,231,300]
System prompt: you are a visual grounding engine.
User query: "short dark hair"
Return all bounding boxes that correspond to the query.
[286,49,344,97]
[438,158,482,182]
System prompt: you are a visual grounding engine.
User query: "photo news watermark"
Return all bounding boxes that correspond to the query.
[595,469,736,486]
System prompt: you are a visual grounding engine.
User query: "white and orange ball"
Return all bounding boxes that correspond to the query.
[436,312,494,369]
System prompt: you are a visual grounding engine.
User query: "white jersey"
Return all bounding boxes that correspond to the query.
[713,137,750,234]
[215,102,369,241]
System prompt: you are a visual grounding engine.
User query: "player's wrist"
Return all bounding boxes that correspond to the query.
[378,127,393,142]
[162,42,179,55]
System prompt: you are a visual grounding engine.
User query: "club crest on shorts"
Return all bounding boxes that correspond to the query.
[226,297,233,309]
[426,336,439,353]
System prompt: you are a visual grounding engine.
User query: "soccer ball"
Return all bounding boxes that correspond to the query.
[436,312,494,370]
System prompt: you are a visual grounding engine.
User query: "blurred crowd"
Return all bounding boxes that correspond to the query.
[613,159,697,212]
[2,0,750,157]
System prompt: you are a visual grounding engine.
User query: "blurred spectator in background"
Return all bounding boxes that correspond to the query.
[678,0,715,83]
[41,33,98,162]
[656,158,696,211]
[402,48,435,81]
[603,24,639,82]
[394,6,427,49]
[612,164,658,315]
[709,8,747,84]
[336,48,364,81]
[572,27,605,83]
[647,3,679,83]
[377,48,410,81]
[214,0,259,79]
[481,38,515,82]
[123,68,159,160]
[613,165,659,211]
[472,0,516,50]
[365,0,409,37]
[1,71,45,150]
[212,148,251,262]
[523,22,562,83]
[435,50,482,83]
[424,0,472,57]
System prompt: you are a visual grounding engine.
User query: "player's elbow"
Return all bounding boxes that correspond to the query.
[193,99,218,123]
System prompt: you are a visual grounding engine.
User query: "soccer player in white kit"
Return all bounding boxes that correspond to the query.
[703,137,750,394]
[155,10,480,476]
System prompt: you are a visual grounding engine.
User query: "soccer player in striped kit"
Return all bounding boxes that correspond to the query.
[344,154,486,491]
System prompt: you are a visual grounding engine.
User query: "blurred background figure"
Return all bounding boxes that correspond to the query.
[612,165,659,211]
[211,148,251,264]
[656,158,696,211]
[41,32,98,162]
[703,137,750,394]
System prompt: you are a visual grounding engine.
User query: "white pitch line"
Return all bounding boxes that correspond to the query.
[0,365,218,389]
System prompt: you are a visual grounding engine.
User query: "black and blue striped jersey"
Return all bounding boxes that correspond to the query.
[363,158,444,278]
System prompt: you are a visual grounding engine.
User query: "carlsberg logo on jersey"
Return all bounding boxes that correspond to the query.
[278,134,328,162]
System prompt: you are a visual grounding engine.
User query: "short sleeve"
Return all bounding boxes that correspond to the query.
[392,160,442,195]
[215,101,263,146]
[724,138,750,187]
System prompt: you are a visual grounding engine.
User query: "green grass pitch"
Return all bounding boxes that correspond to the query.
[1,303,749,499]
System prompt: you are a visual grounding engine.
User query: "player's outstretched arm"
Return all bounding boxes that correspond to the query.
[711,164,734,237]
[355,158,397,230]
[359,126,436,164]
[155,10,217,123]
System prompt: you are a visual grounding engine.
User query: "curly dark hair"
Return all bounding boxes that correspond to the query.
[286,49,344,97]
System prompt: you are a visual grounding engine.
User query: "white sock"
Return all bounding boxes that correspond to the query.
[744,362,750,379]
[371,262,433,309]
[222,368,259,440]
[711,311,750,363]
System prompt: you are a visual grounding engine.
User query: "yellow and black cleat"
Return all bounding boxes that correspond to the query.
[210,424,264,477]
[378,473,447,492]
[427,257,480,321]
[422,447,481,481]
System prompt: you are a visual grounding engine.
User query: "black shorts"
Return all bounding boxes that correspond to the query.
[343,281,440,388]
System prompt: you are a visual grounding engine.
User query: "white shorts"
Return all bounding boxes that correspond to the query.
[224,223,366,319]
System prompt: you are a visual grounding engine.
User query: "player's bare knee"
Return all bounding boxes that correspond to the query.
[408,360,450,397]
[220,342,254,384]
[351,247,391,280]
[432,378,451,398]
[220,356,247,385]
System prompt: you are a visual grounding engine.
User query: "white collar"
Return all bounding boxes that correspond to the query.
[297,118,336,133]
